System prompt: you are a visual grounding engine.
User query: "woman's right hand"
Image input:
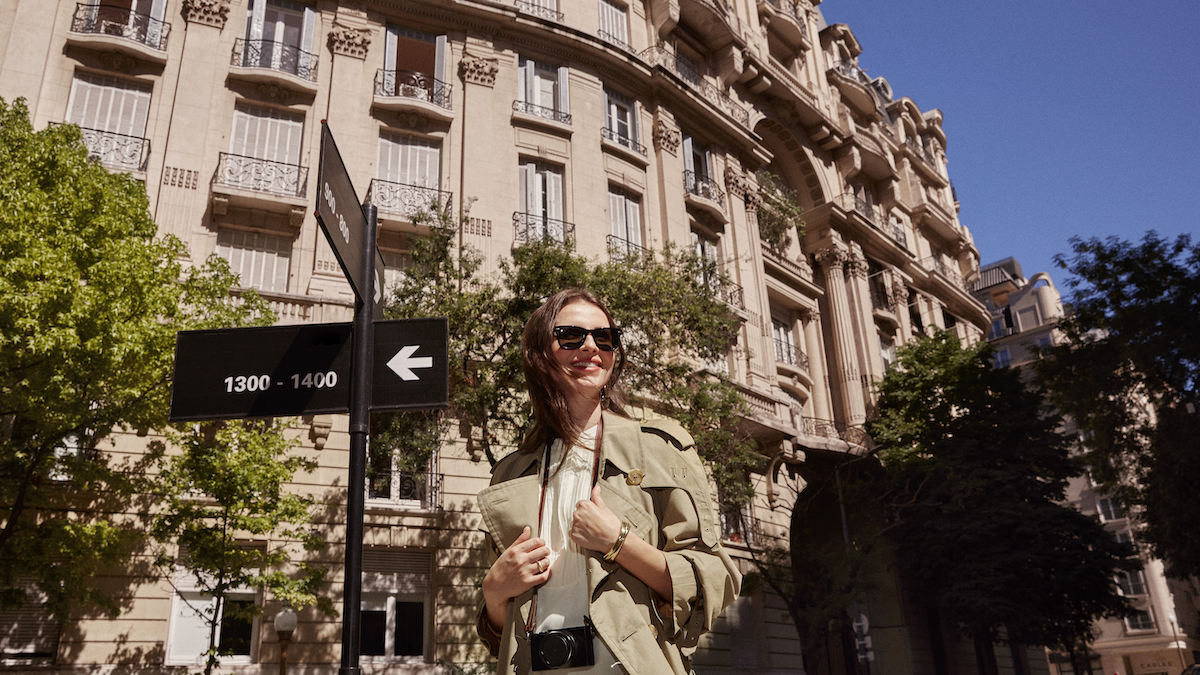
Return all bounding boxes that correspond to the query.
[481,526,551,630]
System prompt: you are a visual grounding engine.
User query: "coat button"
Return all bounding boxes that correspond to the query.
[649,623,658,638]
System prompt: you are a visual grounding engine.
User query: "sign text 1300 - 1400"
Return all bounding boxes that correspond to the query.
[223,371,340,394]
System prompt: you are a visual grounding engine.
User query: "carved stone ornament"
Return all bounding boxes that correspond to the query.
[815,246,848,271]
[256,82,290,102]
[743,190,763,213]
[328,25,371,59]
[459,54,499,87]
[652,119,680,154]
[181,0,230,29]
[724,166,748,197]
[396,111,429,132]
[99,51,137,73]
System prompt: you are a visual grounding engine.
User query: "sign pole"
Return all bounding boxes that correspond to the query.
[339,202,377,675]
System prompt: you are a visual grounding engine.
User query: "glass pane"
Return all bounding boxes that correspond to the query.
[394,602,424,656]
[218,599,254,656]
[361,610,387,655]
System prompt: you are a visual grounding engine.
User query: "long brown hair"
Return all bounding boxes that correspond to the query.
[520,289,630,453]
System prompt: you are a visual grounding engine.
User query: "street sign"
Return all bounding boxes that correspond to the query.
[315,122,385,315]
[168,319,449,421]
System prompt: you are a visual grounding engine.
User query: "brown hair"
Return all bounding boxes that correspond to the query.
[520,288,630,453]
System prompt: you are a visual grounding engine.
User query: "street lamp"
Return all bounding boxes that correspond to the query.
[274,607,298,675]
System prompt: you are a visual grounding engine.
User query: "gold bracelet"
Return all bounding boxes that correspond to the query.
[604,522,630,563]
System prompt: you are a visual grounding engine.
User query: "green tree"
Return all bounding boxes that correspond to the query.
[869,332,1130,669]
[755,169,805,258]
[0,98,272,619]
[1036,232,1200,578]
[150,420,335,675]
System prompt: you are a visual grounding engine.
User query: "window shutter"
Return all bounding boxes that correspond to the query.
[682,135,695,173]
[519,161,534,216]
[625,196,641,246]
[545,168,563,221]
[609,190,623,238]
[216,229,292,293]
[300,5,315,55]
[434,35,447,82]
[518,58,532,104]
[557,66,570,115]
[630,100,640,145]
[247,0,265,40]
[384,25,398,70]
[66,73,151,137]
[150,0,167,20]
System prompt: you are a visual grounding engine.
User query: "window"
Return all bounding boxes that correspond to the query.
[879,334,896,371]
[598,0,629,50]
[77,0,169,49]
[1125,609,1155,631]
[242,0,316,76]
[517,161,567,244]
[517,58,570,123]
[607,188,642,261]
[1098,496,1125,522]
[65,72,152,171]
[221,104,307,196]
[683,135,712,181]
[0,581,60,665]
[1115,568,1146,596]
[375,133,443,217]
[215,229,292,293]
[367,445,438,510]
[378,249,412,296]
[772,314,797,366]
[381,26,447,103]
[603,88,640,152]
[361,549,433,663]
[691,229,720,291]
[1017,306,1041,332]
[992,348,1011,369]
[1036,335,1053,349]
[167,590,257,665]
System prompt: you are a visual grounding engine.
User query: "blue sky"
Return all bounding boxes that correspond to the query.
[819,0,1200,289]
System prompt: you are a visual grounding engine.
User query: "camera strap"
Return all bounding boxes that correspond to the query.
[525,418,604,635]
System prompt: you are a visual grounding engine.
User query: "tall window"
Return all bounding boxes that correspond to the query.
[518,161,566,244]
[991,348,1011,369]
[608,188,641,261]
[879,334,897,371]
[1115,568,1146,596]
[378,133,439,188]
[517,58,570,123]
[65,72,152,171]
[598,0,629,50]
[691,229,720,291]
[367,443,437,510]
[215,229,292,294]
[381,26,447,103]
[361,549,433,663]
[166,571,257,666]
[683,135,712,182]
[230,104,303,165]
[772,314,797,366]
[242,0,316,75]
[1125,609,1155,631]
[77,0,170,49]
[1097,496,1125,522]
[0,581,60,665]
[603,88,640,151]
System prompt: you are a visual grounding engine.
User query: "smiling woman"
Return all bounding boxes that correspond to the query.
[474,289,740,675]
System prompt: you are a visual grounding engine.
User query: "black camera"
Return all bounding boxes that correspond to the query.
[530,620,596,671]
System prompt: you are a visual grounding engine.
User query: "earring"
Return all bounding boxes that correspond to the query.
[600,386,608,405]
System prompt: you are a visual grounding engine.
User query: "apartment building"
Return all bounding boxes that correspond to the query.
[973,258,1200,675]
[1,0,1004,673]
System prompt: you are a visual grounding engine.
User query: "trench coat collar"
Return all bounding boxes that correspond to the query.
[497,411,643,481]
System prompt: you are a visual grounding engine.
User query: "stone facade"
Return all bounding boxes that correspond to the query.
[1,0,1013,674]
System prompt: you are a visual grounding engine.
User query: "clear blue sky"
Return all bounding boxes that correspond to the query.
[820,0,1200,287]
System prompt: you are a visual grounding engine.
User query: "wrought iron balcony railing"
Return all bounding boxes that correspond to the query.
[853,193,879,225]
[638,45,749,128]
[922,256,971,292]
[77,126,150,172]
[799,417,870,446]
[231,38,318,83]
[512,100,571,125]
[374,69,452,110]
[598,29,631,52]
[514,0,563,21]
[214,152,308,198]
[834,60,872,86]
[367,178,452,219]
[891,222,908,249]
[70,3,170,50]
[905,136,937,167]
[773,338,810,372]
[368,471,442,510]
[720,509,761,548]
[764,0,807,34]
[607,234,649,263]
[601,127,646,155]
[513,212,575,248]
[684,170,726,205]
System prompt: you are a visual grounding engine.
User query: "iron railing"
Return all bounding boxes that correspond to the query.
[214,152,308,198]
[764,0,807,34]
[598,29,630,52]
[368,471,443,510]
[514,0,563,21]
[799,417,870,446]
[639,45,749,128]
[853,193,879,225]
[922,256,971,292]
[607,234,649,263]
[834,59,871,86]
[367,178,452,219]
[513,212,575,248]
[374,69,452,110]
[512,100,572,125]
[905,136,937,167]
[773,338,810,372]
[601,127,646,155]
[70,3,170,50]
[891,222,908,249]
[78,126,150,172]
[720,509,760,548]
[231,38,318,82]
[684,170,726,205]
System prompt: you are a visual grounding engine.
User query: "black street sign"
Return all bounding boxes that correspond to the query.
[168,319,448,421]
[315,122,385,314]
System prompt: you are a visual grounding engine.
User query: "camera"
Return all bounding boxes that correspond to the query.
[530,621,595,671]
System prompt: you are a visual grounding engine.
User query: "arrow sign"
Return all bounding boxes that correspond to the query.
[387,345,434,381]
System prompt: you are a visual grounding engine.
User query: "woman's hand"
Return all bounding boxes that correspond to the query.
[481,526,551,630]
[570,485,622,552]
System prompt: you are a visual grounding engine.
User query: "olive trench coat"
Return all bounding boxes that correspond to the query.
[475,412,741,675]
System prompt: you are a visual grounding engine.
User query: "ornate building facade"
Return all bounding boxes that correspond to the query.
[1,0,1011,673]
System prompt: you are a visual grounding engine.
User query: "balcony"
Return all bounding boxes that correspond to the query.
[373,69,454,123]
[78,126,150,173]
[514,0,563,22]
[757,0,808,50]
[678,0,745,50]
[922,256,972,294]
[799,417,870,446]
[830,192,880,229]
[368,471,443,511]
[720,509,761,548]
[229,38,318,95]
[367,179,452,225]
[599,30,631,52]
[212,153,309,213]
[891,221,909,250]
[513,212,575,248]
[829,60,877,116]
[773,338,810,372]
[607,234,649,264]
[639,45,749,129]
[511,100,572,135]
[67,3,170,64]
[684,170,726,221]
[600,127,648,164]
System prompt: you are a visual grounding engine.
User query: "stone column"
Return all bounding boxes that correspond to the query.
[816,243,866,425]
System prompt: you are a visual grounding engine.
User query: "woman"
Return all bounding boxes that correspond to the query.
[476,289,741,675]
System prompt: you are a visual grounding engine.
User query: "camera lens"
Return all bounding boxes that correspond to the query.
[540,632,574,667]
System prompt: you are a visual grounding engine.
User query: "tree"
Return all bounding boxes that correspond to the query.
[755,169,805,258]
[0,97,271,619]
[869,332,1130,669]
[1036,232,1200,578]
[150,420,335,675]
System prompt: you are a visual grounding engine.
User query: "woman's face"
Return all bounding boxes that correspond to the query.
[550,301,616,406]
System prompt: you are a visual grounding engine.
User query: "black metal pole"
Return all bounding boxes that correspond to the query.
[339,203,377,675]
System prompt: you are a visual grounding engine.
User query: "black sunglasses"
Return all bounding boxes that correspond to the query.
[553,325,622,351]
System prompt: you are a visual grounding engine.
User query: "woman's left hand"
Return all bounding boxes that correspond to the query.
[570,485,622,552]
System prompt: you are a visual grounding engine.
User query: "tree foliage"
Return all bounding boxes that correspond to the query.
[375,203,759,508]
[755,169,805,258]
[1036,232,1200,578]
[869,332,1130,652]
[0,97,272,618]
[150,420,334,675]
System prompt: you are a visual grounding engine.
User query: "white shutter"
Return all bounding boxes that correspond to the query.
[599,0,628,45]
[149,0,167,20]
[384,25,398,70]
[216,229,292,293]
[682,135,695,173]
[557,66,570,116]
[167,592,214,663]
[66,73,151,137]
[545,167,563,221]
[625,196,641,246]
[378,134,440,187]
[300,5,315,55]
[230,105,303,165]
[247,0,265,40]
[518,58,532,105]
[434,35,447,82]
[609,190,623,238]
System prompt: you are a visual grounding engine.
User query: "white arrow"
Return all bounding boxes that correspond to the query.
[386,345,433,381]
